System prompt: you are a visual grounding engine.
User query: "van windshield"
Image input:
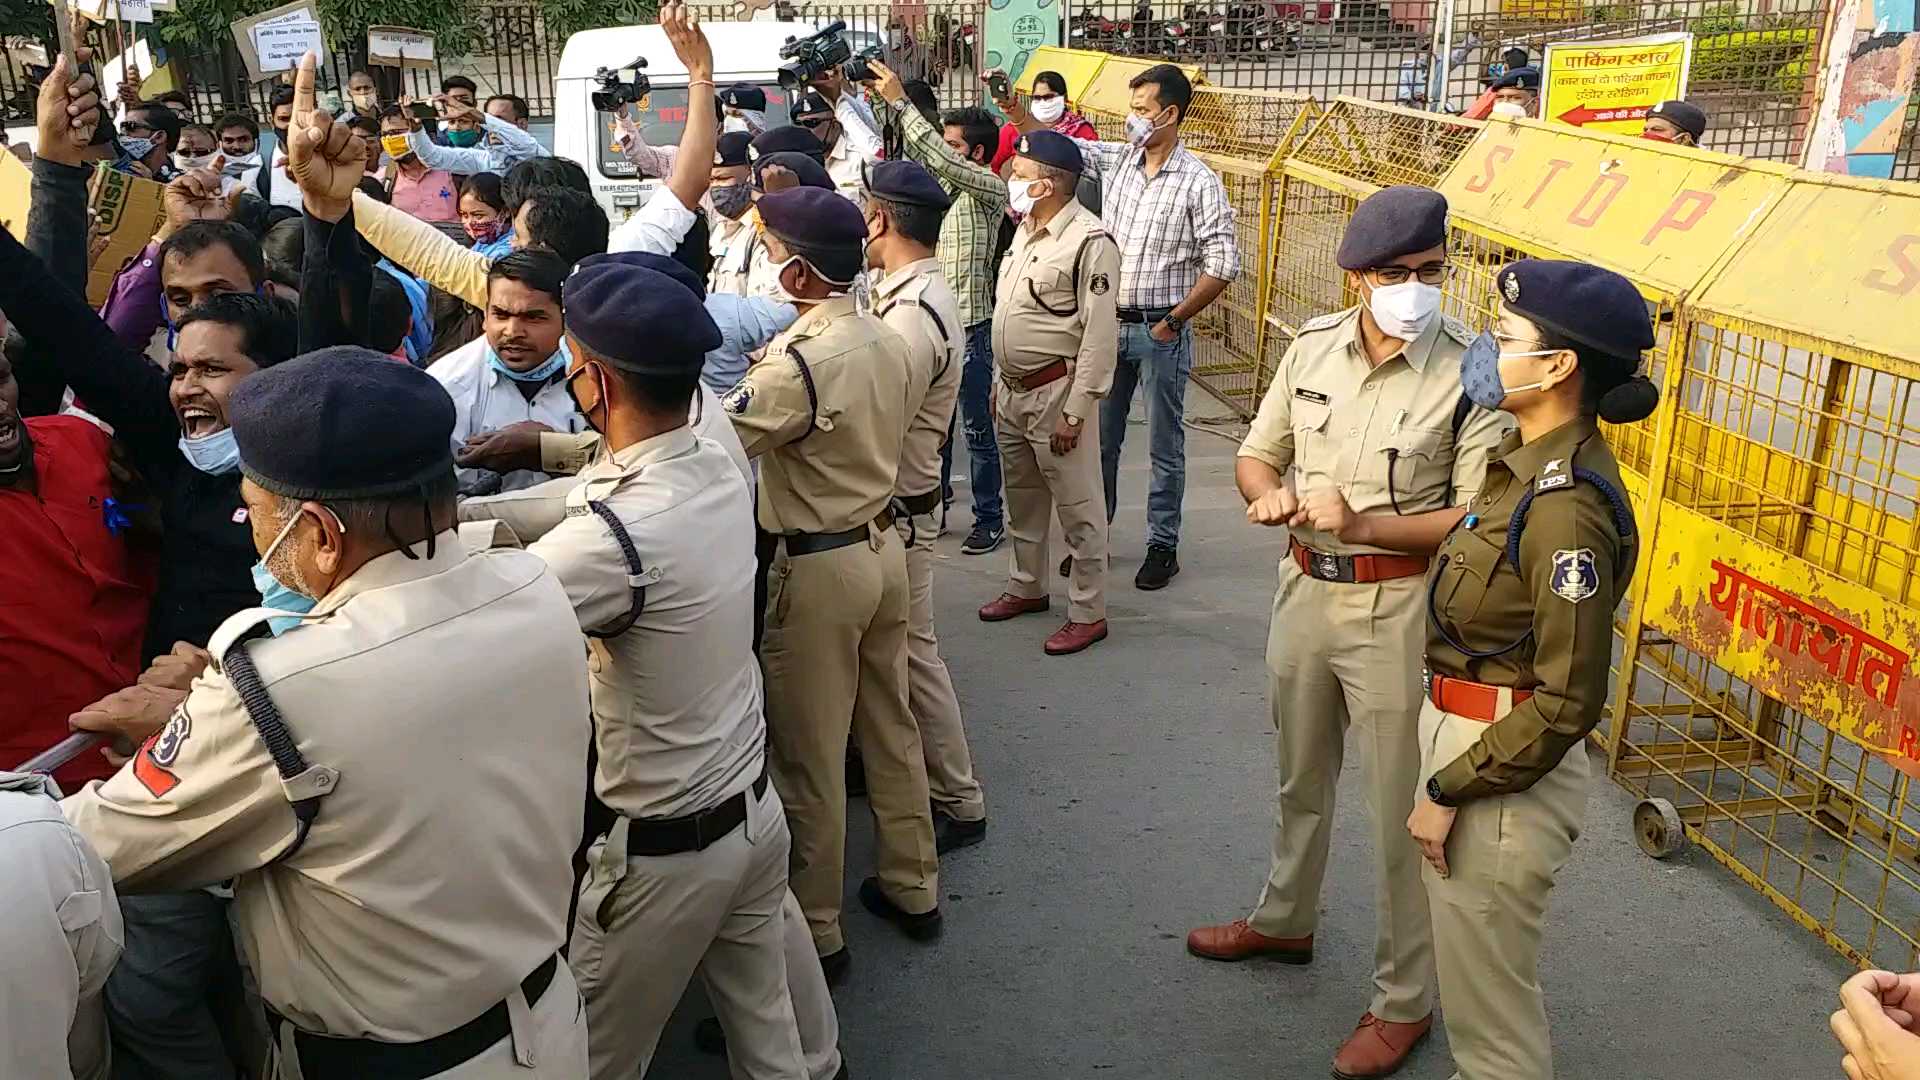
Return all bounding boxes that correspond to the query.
[596,81,793,179]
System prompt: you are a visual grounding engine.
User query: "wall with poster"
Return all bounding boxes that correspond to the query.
[983,0,1058,101]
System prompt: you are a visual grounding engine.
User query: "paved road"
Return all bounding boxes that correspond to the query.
[649,398,1853,1079]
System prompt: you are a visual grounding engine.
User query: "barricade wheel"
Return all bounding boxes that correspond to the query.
[1633,797,1685,860]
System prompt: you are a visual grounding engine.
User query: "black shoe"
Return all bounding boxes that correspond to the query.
[935,814,987,854]
[820,944,851,986]
[1058,554,1071,578]
[858,877,943,941]
[960,524,1004,555]
[1135,544,1179,590]
[693,1016,726,1056]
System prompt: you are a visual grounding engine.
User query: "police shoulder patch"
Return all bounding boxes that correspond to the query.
[723,384,754,414]
[1089,273,1110,295]
[133,704,191,797]
[1550,548,1598,603]
[1535,472,1573,493]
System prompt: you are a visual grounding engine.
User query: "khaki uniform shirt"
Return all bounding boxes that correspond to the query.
[724,296,910,535]
[533,384,751,484]
[1238,307,1510,556]
[1426,416,1637,802]
[709,213,757,297]
[991,199,1122,422]
[63,541,592,1042]
[528,427,765,820]
[874,257,963,500]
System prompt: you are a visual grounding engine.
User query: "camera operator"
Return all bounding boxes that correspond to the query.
[792,77,881,205]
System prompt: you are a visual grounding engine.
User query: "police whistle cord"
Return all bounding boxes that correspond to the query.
[16,732,103,774]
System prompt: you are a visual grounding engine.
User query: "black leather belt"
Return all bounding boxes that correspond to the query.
[896,488,942,516]
[267,954,559,1079]
[1117,306,1174,324]
[626,771,770,856]
[780,510,893,556]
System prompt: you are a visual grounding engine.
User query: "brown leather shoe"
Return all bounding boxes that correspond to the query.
[1043,619,1108,655]
[979,593,1049,622]
[1184,919,1312,963]
[1331,1012,1432,1079]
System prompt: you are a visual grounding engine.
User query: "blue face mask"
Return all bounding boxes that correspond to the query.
[1459,331,1555,411]
[118,136,156,162]
[249,560,316,636]
[178,427,242,474]
[487,339,570,383]
[446,128,483,148]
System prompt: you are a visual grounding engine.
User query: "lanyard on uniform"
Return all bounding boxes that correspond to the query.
[1425,517,1534,661]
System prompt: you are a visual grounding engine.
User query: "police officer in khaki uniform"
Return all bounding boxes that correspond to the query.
[1187,187,1508,1080]
[1413,260,1655,1080]
[724,186,942,963]
[510,256,818,1080]
[978,131,1120,656]
[63,348,592,1079]
[865,159,989,851]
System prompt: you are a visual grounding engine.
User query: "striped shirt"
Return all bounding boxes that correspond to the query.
[1072,138,1240,310]
[895,102,1007,328]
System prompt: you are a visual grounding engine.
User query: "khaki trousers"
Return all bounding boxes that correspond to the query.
[570,783,819,1080]
[1249,558,1434,1023]
[267,964,587,1079]
[897,509,986,822]
[1419,698,1589,1080]
[994,376,1108,623]
[763,526,939,954]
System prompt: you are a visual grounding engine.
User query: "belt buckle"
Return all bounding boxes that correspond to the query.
[1314,551,1340,580]
[1421,669,1433,696]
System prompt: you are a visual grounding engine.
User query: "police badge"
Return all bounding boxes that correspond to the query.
[1550,548,1597,603]
[1502,272,1521,303]
[723,384,754,414]
[1090,273,1110,295]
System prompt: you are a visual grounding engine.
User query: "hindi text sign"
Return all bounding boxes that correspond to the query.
[1542,33,1693,135]
[368,26,435,70]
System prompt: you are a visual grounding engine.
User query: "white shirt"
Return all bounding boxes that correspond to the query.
[826,95,882,207]
[429,336,585,483]
[608,188,700,256]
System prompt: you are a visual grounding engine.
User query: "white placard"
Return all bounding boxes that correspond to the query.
[112,0,153,24]
[251,12,323,73]
[368,25,435,68]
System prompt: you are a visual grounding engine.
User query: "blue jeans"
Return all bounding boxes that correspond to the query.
[107,891,246,1080]
[941,319,1003,531]
[1101,320,1193,549]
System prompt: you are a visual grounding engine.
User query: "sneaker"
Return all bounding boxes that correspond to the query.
[1135,544,1179,590]
[960,524,1004,555]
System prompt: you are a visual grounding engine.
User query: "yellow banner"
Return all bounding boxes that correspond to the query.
[1541,33,1693,135]
[1641,503,1920,774]
[1437,120,1793,296]
[1693,171,1920,377]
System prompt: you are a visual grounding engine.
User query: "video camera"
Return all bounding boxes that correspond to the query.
[591,57,651,112]
[776,22,882,90]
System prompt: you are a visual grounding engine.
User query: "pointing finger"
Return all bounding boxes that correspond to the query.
[292,51,317,128]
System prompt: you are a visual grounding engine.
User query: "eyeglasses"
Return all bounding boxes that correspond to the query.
[119,120,155,136]
[1369,264,1453,287]
[793,116,831,129]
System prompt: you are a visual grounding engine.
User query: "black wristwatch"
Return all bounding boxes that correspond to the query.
[1426,776,1458,808]
[1159,313,1185,333]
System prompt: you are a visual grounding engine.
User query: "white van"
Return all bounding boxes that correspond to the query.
[555,21,838,225]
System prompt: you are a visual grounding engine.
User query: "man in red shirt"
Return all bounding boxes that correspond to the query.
[0,342,153,791]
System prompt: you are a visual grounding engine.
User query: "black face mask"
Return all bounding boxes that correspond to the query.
[565,364,607,435]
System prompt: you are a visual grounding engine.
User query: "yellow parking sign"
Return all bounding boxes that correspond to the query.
[1541,32,1693,135]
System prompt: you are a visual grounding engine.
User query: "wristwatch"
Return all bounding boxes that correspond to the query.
[1425,776,1457,808]
[1064,413,1083,428]
[1159,313,1185,333]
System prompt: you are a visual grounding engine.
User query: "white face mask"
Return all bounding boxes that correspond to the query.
[173,151,216,173]
[1126,107,1168,147]
[1491,100,1527,120]
[1030,97,1066,124]
[722,114,751,134]
[222,151,261,175]
[1007,178,1042,216]
[1365,280,1441,340]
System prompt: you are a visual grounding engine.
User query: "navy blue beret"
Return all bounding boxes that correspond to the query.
[1648,99,1707,138]
[581,250,705,299]
[563,260,720,374]
[715,131,753,167]
[721,83,767,112]
[1498,259,1655,362]
[867,159,950,210]
[1013,130,1084,175]
[749,125,826,165]
[1489,65,1540,91]
[1337,185,1449,270]
[792,91,833,118]
[231,347,455,500]
[752,150,833,191]
[758,186,867,250]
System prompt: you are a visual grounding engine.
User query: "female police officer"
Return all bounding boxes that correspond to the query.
[1408,259,1659,1080]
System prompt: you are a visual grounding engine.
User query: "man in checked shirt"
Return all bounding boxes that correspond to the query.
[993,63,1240,591]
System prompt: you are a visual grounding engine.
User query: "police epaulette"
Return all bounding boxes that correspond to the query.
[1296,309,1352,335]
[1441,315,1474,346]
